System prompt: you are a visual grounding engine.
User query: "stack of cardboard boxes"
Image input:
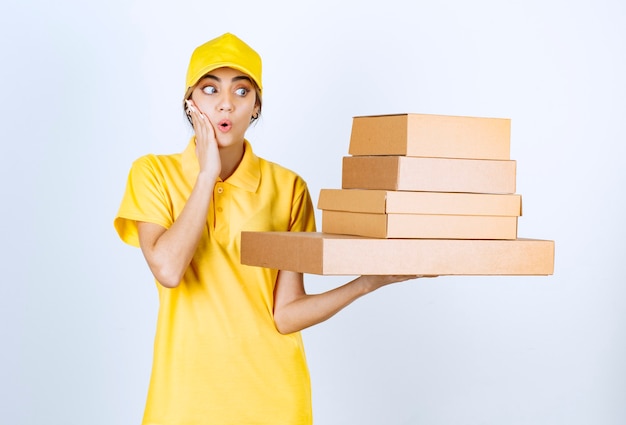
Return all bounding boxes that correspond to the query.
[321,113,520,240]
[241,113,555,276]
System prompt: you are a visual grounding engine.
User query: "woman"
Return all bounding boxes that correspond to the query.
[115,32,422,425]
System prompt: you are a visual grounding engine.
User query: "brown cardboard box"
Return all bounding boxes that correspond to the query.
[342,156,516,194]
[240,231,555,276]
[321,210,518,239]
[318,189,522,216]
[349,113,511,160]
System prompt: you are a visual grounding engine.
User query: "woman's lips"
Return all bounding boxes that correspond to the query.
[217,119,232,133]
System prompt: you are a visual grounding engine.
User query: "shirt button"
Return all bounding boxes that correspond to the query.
[217,187,224,194]
[217,207,223,212]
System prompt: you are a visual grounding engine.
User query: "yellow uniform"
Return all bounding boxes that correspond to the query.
[114,138,316,425]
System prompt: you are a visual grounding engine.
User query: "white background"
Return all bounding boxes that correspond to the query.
[1,0,624,424]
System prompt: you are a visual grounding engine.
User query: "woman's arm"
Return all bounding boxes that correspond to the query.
[272,271,428,334]
[137,172,215,288]
[137,104,220,288]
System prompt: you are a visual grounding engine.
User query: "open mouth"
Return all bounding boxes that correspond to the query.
[217,120,232,132]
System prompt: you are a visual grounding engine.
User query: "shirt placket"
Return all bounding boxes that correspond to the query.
[213,182,230,240]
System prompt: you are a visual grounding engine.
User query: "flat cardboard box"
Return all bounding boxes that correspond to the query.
[342,156,516,194]
[240,232,555,276]
[321,210,518,239]
[318,189,522,216]
[349,113,511,160]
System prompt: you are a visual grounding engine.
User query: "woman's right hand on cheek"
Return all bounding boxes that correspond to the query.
[186,99,221,180]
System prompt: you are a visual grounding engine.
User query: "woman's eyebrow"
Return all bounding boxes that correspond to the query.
[200,74,220,83]
[231,75,252,84]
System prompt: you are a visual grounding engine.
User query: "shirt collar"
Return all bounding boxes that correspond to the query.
[181,137,260,192]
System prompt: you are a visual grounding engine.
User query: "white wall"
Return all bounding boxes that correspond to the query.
[1,0,624,424]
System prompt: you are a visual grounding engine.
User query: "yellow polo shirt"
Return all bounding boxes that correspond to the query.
[114,138,316,425]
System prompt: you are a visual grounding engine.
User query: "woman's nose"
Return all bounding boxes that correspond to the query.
[218,93,233,111]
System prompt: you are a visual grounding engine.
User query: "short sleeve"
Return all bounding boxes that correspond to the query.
[114,155,174,247]
[289,178,317,233]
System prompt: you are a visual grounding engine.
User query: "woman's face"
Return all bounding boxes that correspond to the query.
[189,67,259,148]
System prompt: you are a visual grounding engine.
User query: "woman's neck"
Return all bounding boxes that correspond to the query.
[218,142,245,181]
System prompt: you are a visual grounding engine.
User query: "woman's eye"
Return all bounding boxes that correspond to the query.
[235,88,248,96]
[202,86,217,94]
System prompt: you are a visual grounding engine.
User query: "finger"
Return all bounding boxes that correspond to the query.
[198,115,217,143]
[185,100,219,156]
[186,100,209,128]
[185,99,200,116]
[191,110,215,142]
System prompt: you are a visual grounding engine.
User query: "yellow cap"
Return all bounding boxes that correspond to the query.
[185,33,263,96]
